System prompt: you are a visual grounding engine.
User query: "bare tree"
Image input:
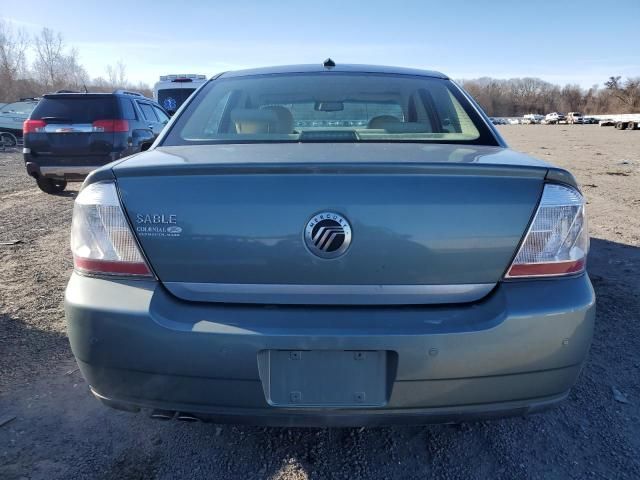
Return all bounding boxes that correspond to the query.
[461,75,640,117]
[32,28,89,93]
[461,77,560,116]
[106,60,127,89]
[33,27,64,90]
[560,84,584,112]
[62,48,89,90]
[0,20,29,101]
[605,76,640,112]
[0,23,152,100]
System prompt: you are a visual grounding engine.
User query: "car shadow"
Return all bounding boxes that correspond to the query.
[51,182,82,198]
[587,237,640,288]
[57,188,79,198]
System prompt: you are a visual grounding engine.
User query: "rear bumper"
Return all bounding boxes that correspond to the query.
[24,152,119,180]
[65,273,596,426]
[89,385,570,427]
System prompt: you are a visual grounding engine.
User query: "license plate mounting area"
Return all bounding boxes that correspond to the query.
[260,350,388,408]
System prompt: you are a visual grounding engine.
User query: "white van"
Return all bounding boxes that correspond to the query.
[153,74,207,115]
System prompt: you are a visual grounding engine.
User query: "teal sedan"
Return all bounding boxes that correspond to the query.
[65,63,595,426]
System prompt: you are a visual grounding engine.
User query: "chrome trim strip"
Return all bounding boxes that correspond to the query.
[40,166,100,176]
[163,282,496,305]
[42,123,94,133]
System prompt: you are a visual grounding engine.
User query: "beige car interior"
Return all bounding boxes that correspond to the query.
[231,106,294,134]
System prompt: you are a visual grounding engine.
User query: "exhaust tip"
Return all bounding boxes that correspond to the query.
[176,412,200,422]
[150,409,175,420]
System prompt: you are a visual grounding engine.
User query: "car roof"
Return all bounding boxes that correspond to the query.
[219,64,449,80]
[42,92,157,102]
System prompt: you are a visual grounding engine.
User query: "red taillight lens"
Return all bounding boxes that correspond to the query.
[92,119,129,133]
[73,258,151,276]
[23,119,46,134]
[507,258,585,277]
[71,182,152,277]
[506,183,588,278]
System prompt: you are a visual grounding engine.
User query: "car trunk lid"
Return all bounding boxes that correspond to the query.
[114,144,548,304]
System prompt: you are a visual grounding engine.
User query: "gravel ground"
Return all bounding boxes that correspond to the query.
[0,125,639,479]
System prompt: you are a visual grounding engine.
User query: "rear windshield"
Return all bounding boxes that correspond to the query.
[162,73,497,146]
[158,88,196,113]
[31,97,117,123]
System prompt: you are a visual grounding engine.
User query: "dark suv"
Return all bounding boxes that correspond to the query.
[23,90,169,194]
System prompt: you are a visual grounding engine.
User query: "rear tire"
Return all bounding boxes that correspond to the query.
[615,122,627,130]
[36,177,67,195]
[0,132,17,148]
[627,122,637,130]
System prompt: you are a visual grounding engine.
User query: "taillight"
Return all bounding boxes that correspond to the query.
[92,119,129,133]
[506,183,588,278]
[23,119,46,134]
[71,182,152,277]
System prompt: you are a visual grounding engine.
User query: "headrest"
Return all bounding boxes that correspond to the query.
[231,109,278,134]
[261,105,294,134]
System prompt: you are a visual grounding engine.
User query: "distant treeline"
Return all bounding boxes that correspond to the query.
[460,76,640,117]
[0,20,152,102]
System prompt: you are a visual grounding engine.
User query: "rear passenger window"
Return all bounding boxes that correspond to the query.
[137,103,158,122]
[153,106,169,124]
[121,99,137,120]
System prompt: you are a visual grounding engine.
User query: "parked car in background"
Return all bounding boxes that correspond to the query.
[545,112,566,124]
[0,98,40,137]
[65,63,595,427]
[508,117,521,125]
[567,112,584,124]
[582,116,597,124]
[23,90,169,194]
[153,74,207,115]
[522,114,544,124]
[490,118,509,125]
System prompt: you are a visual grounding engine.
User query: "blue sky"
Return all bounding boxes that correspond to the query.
[5,0,639,88]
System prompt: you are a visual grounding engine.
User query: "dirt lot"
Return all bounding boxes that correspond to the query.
[1,125,639,479]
